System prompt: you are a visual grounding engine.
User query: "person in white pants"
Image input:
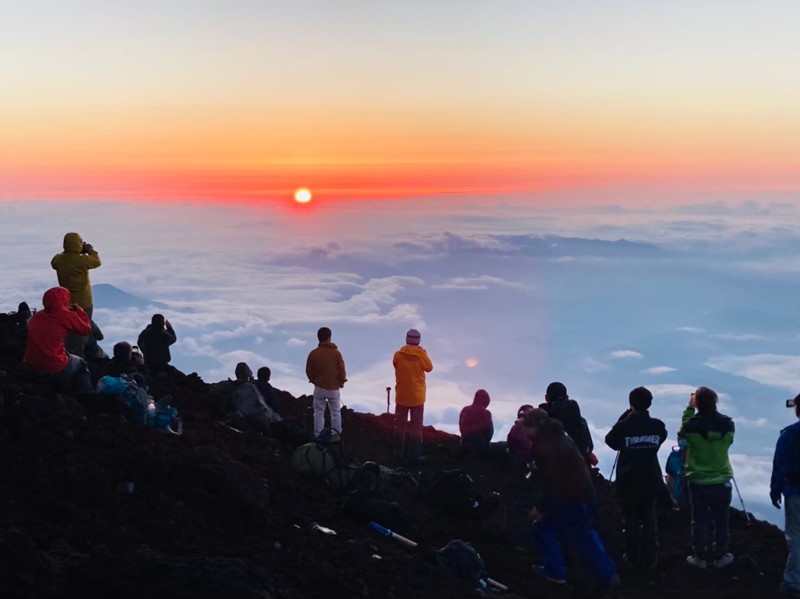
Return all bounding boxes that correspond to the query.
[305,326,347,436]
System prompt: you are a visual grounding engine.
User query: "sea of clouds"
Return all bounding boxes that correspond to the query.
[1,196,798,526]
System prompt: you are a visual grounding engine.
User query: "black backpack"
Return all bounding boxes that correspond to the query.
[425,469,499,521]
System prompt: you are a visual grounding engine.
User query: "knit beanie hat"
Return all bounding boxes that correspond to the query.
[406,329,421,346]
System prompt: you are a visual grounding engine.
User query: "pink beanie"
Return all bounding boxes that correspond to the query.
[406,329,421,345]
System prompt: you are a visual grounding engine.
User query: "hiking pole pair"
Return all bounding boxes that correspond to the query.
[732,476,751,524]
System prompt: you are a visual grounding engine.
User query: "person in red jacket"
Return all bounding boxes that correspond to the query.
[24,286,93,393]
[459,389,494,454]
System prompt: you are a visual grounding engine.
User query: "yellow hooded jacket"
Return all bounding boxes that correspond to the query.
[393,345,433,407]
[51,232,101,309]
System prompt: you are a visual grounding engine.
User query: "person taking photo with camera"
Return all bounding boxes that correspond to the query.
[51,232,101,358]
[770,392,800,597]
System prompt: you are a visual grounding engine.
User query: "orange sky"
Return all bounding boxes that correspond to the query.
[2,2,798,204]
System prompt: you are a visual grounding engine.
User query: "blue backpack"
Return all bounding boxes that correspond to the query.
[665,441,688,509]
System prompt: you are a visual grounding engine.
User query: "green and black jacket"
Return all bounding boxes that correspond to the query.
[678,407,734,485]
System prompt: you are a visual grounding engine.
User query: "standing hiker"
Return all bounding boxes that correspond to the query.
[51,232,101,358]
[605,386,667,572]
[770,392,800,597]
[305,327,347,436]
[679,386,735,570]
[392,328,433,465]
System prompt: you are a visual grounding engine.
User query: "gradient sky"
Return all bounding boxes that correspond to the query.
[2,0,799,203]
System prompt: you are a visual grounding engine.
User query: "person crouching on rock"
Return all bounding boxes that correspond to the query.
[23,286,93,393]
[101,341,148,379]
[507,404,535,469]
[459,389,494,456]
[522,408,619,589]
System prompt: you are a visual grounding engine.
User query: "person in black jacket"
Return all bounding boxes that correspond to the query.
[539,381,595,466]
[605,386,667,572]
[137,314,177,371]
[255,366,282,416]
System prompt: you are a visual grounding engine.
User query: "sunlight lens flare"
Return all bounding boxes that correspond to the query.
[465,358,478,368]
[294,188,312,203]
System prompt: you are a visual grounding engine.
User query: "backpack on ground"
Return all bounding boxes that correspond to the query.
[269,417,312,449]
[97,374,149,425]
[424,469,499,521]
[291,429,376,493]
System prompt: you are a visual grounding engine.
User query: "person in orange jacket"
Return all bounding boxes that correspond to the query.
[23,286,93,393]
[392,328,433,464]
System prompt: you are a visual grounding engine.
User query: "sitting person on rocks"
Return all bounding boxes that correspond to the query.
[23,286,92,393]
[459,389,494,454]
[255,366,282,416]
[507,404,535,468]
[231,362,281,431]
[137,314,177,371]
[101,341,147,379]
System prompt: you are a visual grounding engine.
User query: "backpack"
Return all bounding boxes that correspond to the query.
[424,469,499,521]
[665,443,688,509]
[291,430,375,494]
[269,417,312,449]
[119,379,149,425]
[435,540,489,587]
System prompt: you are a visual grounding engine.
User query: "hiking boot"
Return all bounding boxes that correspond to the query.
[686,555,708,569]
[712,553,734,569]
[532,564,566,584]
[778,581,800,597]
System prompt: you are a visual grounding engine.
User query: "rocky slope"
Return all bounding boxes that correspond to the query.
[0,315,788,599]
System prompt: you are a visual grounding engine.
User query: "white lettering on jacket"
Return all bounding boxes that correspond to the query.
[624,435,661,447]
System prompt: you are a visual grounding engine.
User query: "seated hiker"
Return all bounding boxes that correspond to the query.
[507,404,535,469]
[231,362,281,431]
[101,341,147,379]
[255,366,282,416]
[137,313,177,371]
[23,286,92,393]
[522,408,618,589]
[539,381,596,467]
[604,386,667,572]
[459,389,494,453]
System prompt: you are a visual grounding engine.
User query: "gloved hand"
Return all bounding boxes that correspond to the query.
[771,490,782,509]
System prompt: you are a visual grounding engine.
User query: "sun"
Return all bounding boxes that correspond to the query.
[294,188,312,204]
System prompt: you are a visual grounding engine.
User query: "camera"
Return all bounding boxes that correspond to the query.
[787,399,796,408]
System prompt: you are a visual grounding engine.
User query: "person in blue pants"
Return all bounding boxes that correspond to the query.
[520,408,619,589]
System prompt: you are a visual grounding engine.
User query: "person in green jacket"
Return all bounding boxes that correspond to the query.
[678,386,735,570]
[51,232,101,357]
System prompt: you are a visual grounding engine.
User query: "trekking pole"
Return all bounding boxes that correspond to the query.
[731,476,751,523]
[386,387,391,414]
[369,522,509,592]
[609,451,620,482]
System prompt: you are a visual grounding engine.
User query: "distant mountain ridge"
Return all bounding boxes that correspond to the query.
[92,283,167,310]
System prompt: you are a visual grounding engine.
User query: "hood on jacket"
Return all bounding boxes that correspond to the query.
[42,287,72,312]
[63,232,84,253]
[473,389,491,408]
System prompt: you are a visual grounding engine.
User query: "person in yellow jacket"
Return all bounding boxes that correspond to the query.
[305,327,347,436]
[51,232,101,357]
[393,328,433,464]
